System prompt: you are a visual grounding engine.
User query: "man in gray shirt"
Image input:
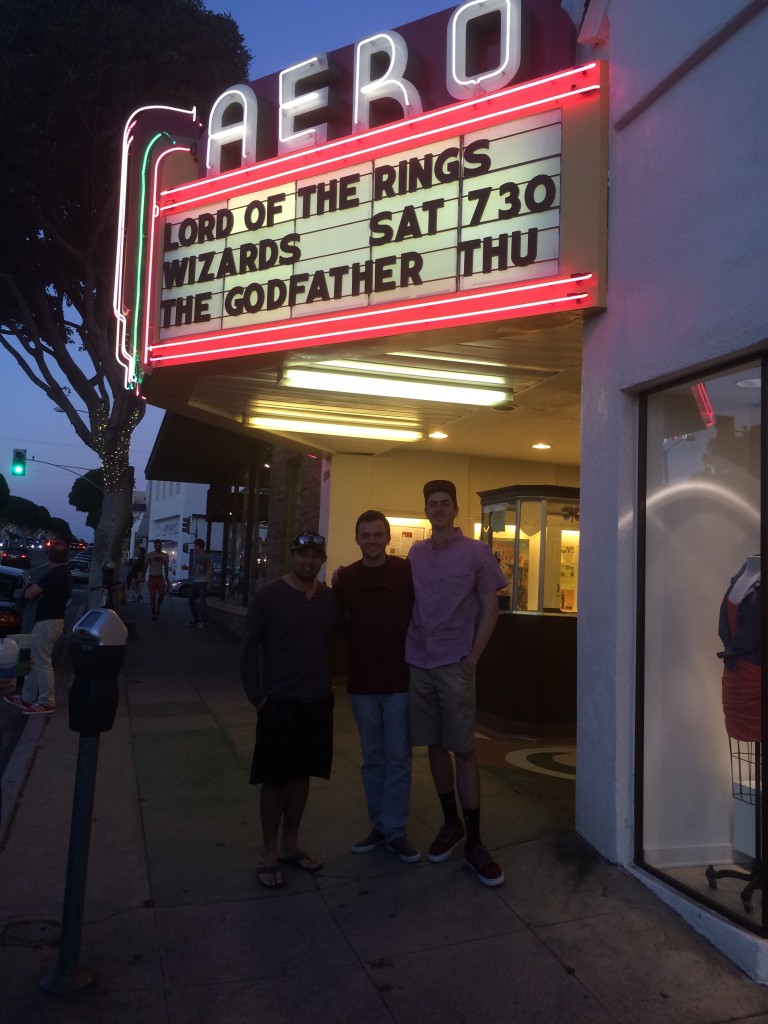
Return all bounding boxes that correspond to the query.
[184,538,213,629]
[240,531,341,889]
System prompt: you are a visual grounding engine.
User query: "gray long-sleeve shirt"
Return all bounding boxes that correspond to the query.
[239,578,341,706]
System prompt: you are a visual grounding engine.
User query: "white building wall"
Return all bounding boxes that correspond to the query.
[576,0,768,977]
[145,480,223,580]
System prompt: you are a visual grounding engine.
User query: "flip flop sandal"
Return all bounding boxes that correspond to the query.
[257,863,284,888]
[277,851,323,872]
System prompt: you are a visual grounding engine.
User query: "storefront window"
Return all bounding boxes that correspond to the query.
[223,518,248,601]
[221,473,269,604]
[639,359,763,927]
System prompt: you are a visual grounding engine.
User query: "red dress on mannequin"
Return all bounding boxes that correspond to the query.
[719,558,761,742]
[722,601,761,741]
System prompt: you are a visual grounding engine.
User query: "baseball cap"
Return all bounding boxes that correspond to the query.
[290,531,327,553]
[423,479,457,505]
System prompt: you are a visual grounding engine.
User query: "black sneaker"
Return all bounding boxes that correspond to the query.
[350,828,385,854]
[387,836,421,863]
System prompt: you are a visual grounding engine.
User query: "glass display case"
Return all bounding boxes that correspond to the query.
[479,485,581,614]
[475,485,580,736]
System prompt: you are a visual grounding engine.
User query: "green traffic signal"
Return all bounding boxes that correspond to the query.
[11,448,27,476]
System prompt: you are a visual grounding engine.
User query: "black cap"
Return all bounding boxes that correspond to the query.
[290,531,326,553]
[423,479,457,505]
[49,539,69,564]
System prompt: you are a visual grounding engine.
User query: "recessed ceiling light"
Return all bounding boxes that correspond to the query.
[532,442,551,450]
[429,430,448,439]
[736,378,762,388]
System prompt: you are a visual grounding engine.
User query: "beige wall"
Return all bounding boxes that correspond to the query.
[326,450,579,570]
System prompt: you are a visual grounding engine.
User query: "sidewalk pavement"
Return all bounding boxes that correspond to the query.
[2,594,768,1024]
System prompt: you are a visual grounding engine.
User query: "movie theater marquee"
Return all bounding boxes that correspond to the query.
[115,0,606,382]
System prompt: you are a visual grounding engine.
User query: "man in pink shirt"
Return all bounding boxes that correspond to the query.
[406,480,507,886]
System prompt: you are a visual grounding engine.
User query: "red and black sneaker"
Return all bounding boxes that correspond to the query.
[427,822,466,862]
[3,694,32,710]
[465,843,505,887]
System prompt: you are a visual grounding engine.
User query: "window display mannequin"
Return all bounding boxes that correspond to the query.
[718,554,761,742]
[708,555,762,910]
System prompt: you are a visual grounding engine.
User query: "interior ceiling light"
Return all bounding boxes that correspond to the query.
[429,430,449,439]
[281,362,511,407]
[736,378,762,388]
[531,442,552,449]
[315,358,506,386]
[248,417,422,442]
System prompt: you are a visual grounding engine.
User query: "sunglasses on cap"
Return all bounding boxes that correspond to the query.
[290,532,326,550]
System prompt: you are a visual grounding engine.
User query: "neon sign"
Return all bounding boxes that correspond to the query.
[114,1,605,385]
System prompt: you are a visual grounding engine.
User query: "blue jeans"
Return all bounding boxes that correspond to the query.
[349,692,412,841]
[189,581,208,624]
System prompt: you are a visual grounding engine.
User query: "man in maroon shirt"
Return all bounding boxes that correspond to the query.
[334,510,419,863]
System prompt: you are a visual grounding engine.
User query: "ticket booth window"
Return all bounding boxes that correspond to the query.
[479,486,580,614]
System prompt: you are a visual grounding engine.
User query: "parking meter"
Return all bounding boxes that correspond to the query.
[41,607,129,995]
[68,609,127,736]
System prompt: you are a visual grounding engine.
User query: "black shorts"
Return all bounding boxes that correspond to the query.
[250,693,334,786]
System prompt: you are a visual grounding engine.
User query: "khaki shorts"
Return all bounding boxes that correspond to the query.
[408,662,476,753]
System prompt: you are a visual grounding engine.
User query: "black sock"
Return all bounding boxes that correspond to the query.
[438,791,462,827]
[463,808,481,847]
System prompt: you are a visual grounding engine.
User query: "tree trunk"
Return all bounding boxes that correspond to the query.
[87,461,133,610]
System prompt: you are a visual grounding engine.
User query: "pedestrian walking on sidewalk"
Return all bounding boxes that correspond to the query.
[4,539,71,716]
[240,531,342,889]
[183,538,213,629]
[126,548,147,602]
[334,510,419,864]
[406,480,507,887]
[126,546,146,602]
[146,539,169,620]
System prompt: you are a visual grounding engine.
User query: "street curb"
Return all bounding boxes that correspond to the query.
[0,712,46,847]
[0,619,77,847]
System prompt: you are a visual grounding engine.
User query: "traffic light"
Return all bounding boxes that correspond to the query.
[11,448,26,476]
[182,516,191,533]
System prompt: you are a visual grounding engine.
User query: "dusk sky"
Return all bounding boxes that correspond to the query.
[0,0,449,539]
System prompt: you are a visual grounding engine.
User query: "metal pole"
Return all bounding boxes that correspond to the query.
[40,734,101,994]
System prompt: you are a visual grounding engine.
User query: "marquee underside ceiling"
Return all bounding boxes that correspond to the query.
[142,309,584,467]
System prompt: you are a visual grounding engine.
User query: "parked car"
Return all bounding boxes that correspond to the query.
[0,547,30,569]
[0,565,30,636]
[68,557,92,586]
[169,573,221,599]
